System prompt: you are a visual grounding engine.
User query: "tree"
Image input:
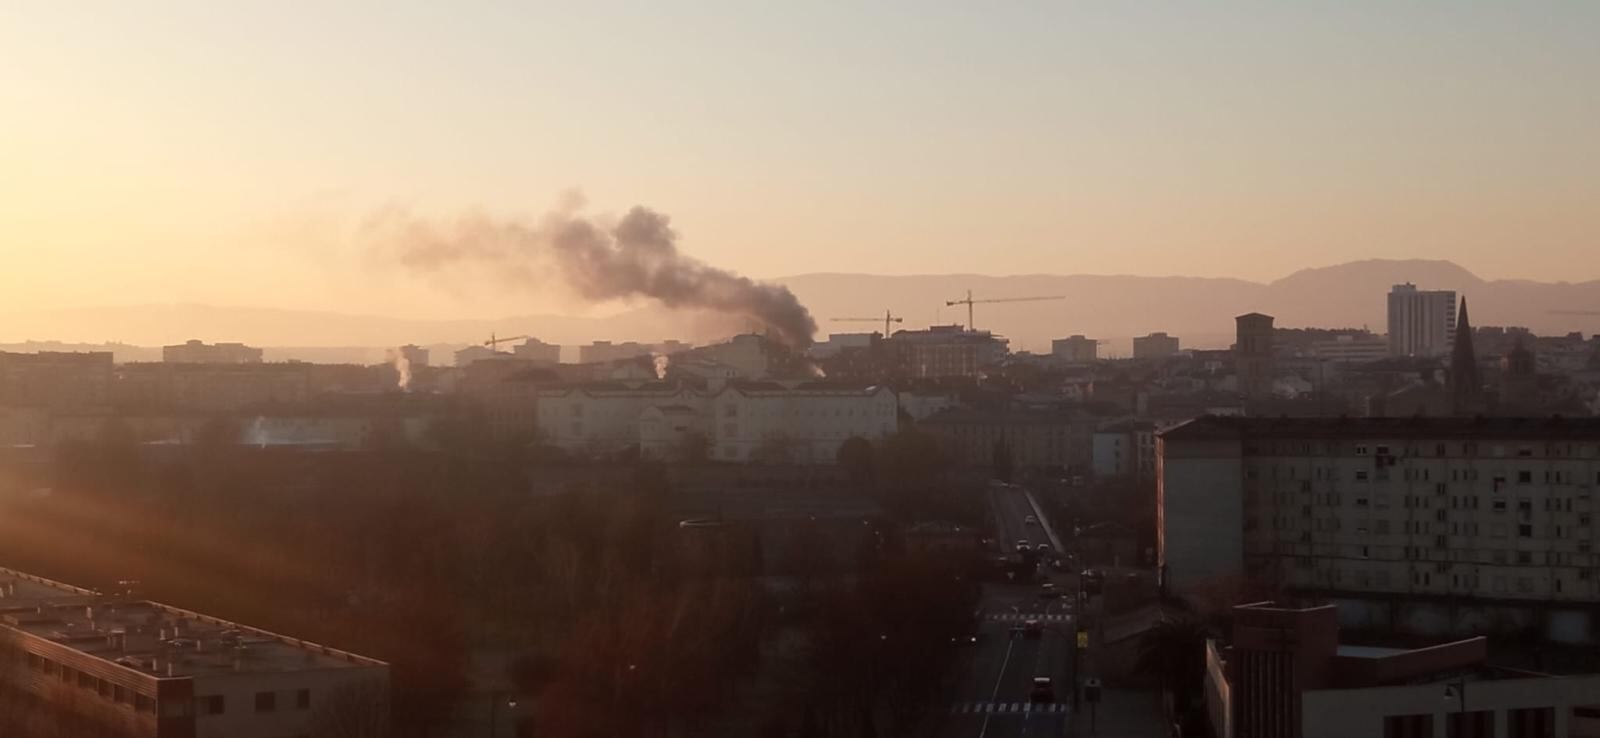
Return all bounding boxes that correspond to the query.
[311,678,391,738]
[837,436,875,487]
[1134,616,1211,712]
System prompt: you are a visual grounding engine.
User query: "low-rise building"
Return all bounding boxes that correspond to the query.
[1051,335,1098,364]
[921,407,1091,473]
[536,380,897,463]
[1133,332,1181,360]
[1205,601,1600,738]
[0,351,114,410]
[161,340,263,365]
[0,567,388,738]
[887,326,1009,379]
[577,341,651,365]
[512,338,560,365]
[1311,334,1390,365]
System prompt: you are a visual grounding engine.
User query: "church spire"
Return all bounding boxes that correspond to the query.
[1451,297,1482,414]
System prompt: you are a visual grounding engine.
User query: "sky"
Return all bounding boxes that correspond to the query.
[3,1,1598,320]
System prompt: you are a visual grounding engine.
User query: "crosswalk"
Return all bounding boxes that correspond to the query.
[988,612,1072,622]
[950,702,1070,715]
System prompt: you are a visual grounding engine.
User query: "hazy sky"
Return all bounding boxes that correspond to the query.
[3,2,1598,320]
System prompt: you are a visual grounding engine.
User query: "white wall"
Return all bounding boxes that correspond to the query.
[1159,438,1245,591]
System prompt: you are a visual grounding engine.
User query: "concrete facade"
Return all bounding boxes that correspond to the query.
[1388,284,1457,358]
[1160,416,1600,615]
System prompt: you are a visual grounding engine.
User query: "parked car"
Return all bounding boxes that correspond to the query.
[1024,514,1039,524]
[1023,619,1043,639]
[1038,583,1060,599]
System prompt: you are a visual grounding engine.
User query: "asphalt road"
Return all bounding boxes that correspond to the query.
[934,484,1077,738]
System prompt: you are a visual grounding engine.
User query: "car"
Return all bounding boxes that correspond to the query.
[1081,569,1105,595]
[1036,543,1051,553]
[1030,676,1055,703]
[1023,619,1043,639]
[1015,539,1031,552]
[1038,583,1060,599]
[1024,514,1038,524]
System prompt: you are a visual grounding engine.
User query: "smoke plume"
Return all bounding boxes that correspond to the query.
[385,347,412,391]
[371,201,816,349]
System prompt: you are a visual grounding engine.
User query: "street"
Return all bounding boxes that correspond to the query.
[934,483,1078,738]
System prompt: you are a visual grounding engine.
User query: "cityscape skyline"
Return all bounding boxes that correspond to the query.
[5,3,1600,321]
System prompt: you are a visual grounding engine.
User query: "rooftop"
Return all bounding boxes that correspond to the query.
[0,567,384,679]
[1161,414,1600,443]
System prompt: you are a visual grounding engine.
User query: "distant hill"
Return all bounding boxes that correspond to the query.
[4,260,1598,356]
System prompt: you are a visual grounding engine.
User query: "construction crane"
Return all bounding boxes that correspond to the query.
[483,333,529,349]
[944,290,1065,331]
[831,310,904,336]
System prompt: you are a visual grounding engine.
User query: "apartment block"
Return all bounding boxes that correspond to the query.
[1159,416,1600,604]
[162,341,264,365]
[1132,332,1181,360]
[0,567,387,738]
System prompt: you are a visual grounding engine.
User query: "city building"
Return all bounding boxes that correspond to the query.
[398,344,429,368]
[1452,298,1486,415]
[1310,334,1390,365]
[452,345,504,367]
[0,351,114,409]
[535,380,897,463]
[807,333,877,360]
[1205,601,1600,738]
[512,338,560,365]
[887,325,1009,379]
[688,334,771,378]
[0,567,388,738]
[161,340,264,365]
[1159,416,1600,631]
[1132,332,1181,360]
[577,341,651,365]
[1387,284,1457,358]
[920,407,1092,474]
[1050,335,1098,364]
[1091,420,1157,481]
[112,363,311,413]
[1234,313,1276,401]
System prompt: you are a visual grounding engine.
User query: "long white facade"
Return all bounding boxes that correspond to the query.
[1160,416,1600,603]
[536,380,898,463]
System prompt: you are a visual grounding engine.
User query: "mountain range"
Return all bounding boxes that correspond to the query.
[6,260,1598,360]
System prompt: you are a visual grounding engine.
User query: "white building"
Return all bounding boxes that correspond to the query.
[1311,334,1390,364]
[536,380,897,463]
[1159,416,1600,606]
[1387,283,1457,358]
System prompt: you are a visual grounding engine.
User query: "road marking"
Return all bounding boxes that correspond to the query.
[977,635,1015,738]
[952,703,1069,715]
[987,613,1072,622]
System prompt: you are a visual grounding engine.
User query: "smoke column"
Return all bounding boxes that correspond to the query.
[387,348,412,391]
[371,201,817,349]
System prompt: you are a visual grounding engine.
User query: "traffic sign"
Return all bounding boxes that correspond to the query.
[1076,630,1089,649]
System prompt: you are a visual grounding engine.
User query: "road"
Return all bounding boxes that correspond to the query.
[934,483,1077,738]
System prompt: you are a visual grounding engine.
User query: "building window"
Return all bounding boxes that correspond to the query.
[1519,524,1533,538]
[1518,470,1533,484]
[297,689,311,710]
[198,695,225,715]
[1355,471,1369,482]
[256,692,277,713]
[1518,551,1533,565]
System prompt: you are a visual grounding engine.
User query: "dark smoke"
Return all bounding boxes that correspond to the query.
[371,202,816,349]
